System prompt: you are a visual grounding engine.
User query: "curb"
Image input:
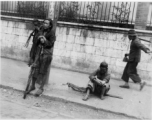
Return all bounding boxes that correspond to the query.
[0,84,140,119]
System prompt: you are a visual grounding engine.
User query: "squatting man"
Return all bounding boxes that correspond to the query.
[83,61,110,101]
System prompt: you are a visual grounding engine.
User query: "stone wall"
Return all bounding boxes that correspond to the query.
[53,25,152,83]
[1,19,152,84]
[1,20,33,61]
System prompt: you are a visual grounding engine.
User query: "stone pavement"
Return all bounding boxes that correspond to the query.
[1,99,73,119]
[1,57,152,119]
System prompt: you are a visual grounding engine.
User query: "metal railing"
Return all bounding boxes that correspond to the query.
[1,1,152,30]
[58,2,137,28]
[1,1,48,19]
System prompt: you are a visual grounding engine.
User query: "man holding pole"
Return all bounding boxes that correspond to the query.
[28,18,55,96]
[119,29,151,91]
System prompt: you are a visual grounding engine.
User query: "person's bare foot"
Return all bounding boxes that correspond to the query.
[82,89,90,101]
[82,96,89,101]
[140,82,146,91]
[100,95,105,100]
[119,85,130,89]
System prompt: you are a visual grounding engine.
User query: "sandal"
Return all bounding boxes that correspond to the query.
[140,82,146,91]
[119,85,130,89]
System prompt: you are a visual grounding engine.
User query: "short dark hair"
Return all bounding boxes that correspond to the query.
[32,19,41,26]
[44,18,53,27]
[100,61,108,69]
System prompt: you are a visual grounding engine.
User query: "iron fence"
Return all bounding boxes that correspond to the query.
[58,2,137,28]
[1,1,152,30]
[1,1,48,19]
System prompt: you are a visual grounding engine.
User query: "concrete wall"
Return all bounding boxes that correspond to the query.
[1,19,152,83]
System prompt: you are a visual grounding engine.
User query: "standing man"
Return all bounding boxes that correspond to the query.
[29,18,55,96]
[119,29,151,91]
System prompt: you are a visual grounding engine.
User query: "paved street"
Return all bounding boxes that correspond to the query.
[1,58,152,119]
[0,89,73,119]
[0,87,134,119]
[0,88,73,119]
[1,100,71,119]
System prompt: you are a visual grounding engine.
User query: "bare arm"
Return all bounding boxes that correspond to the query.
[89,69,98,80]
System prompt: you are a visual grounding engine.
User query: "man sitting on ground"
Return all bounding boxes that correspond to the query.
[83,61,111,101]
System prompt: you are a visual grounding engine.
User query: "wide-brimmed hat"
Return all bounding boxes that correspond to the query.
[128,29,137,36]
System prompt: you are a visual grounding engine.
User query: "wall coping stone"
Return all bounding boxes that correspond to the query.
[1,15,152,36]
[57,21,152,36]
[1,15,43,23]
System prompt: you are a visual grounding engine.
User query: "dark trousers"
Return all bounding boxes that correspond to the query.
[121,62,141,83]
[33,54,52,88]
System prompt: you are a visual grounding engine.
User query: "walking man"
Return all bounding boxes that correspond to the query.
[119,29,151,90]
[29,18,55,96]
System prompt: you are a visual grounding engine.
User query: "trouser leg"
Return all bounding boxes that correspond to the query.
[38,54,52,89]
[86,80,95,93]
[28,77,36,92]
[127,62,141,83]
[100,86,106,100]
[39,74,47,90]
[31,77,37,87]
[104,84,110,95]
